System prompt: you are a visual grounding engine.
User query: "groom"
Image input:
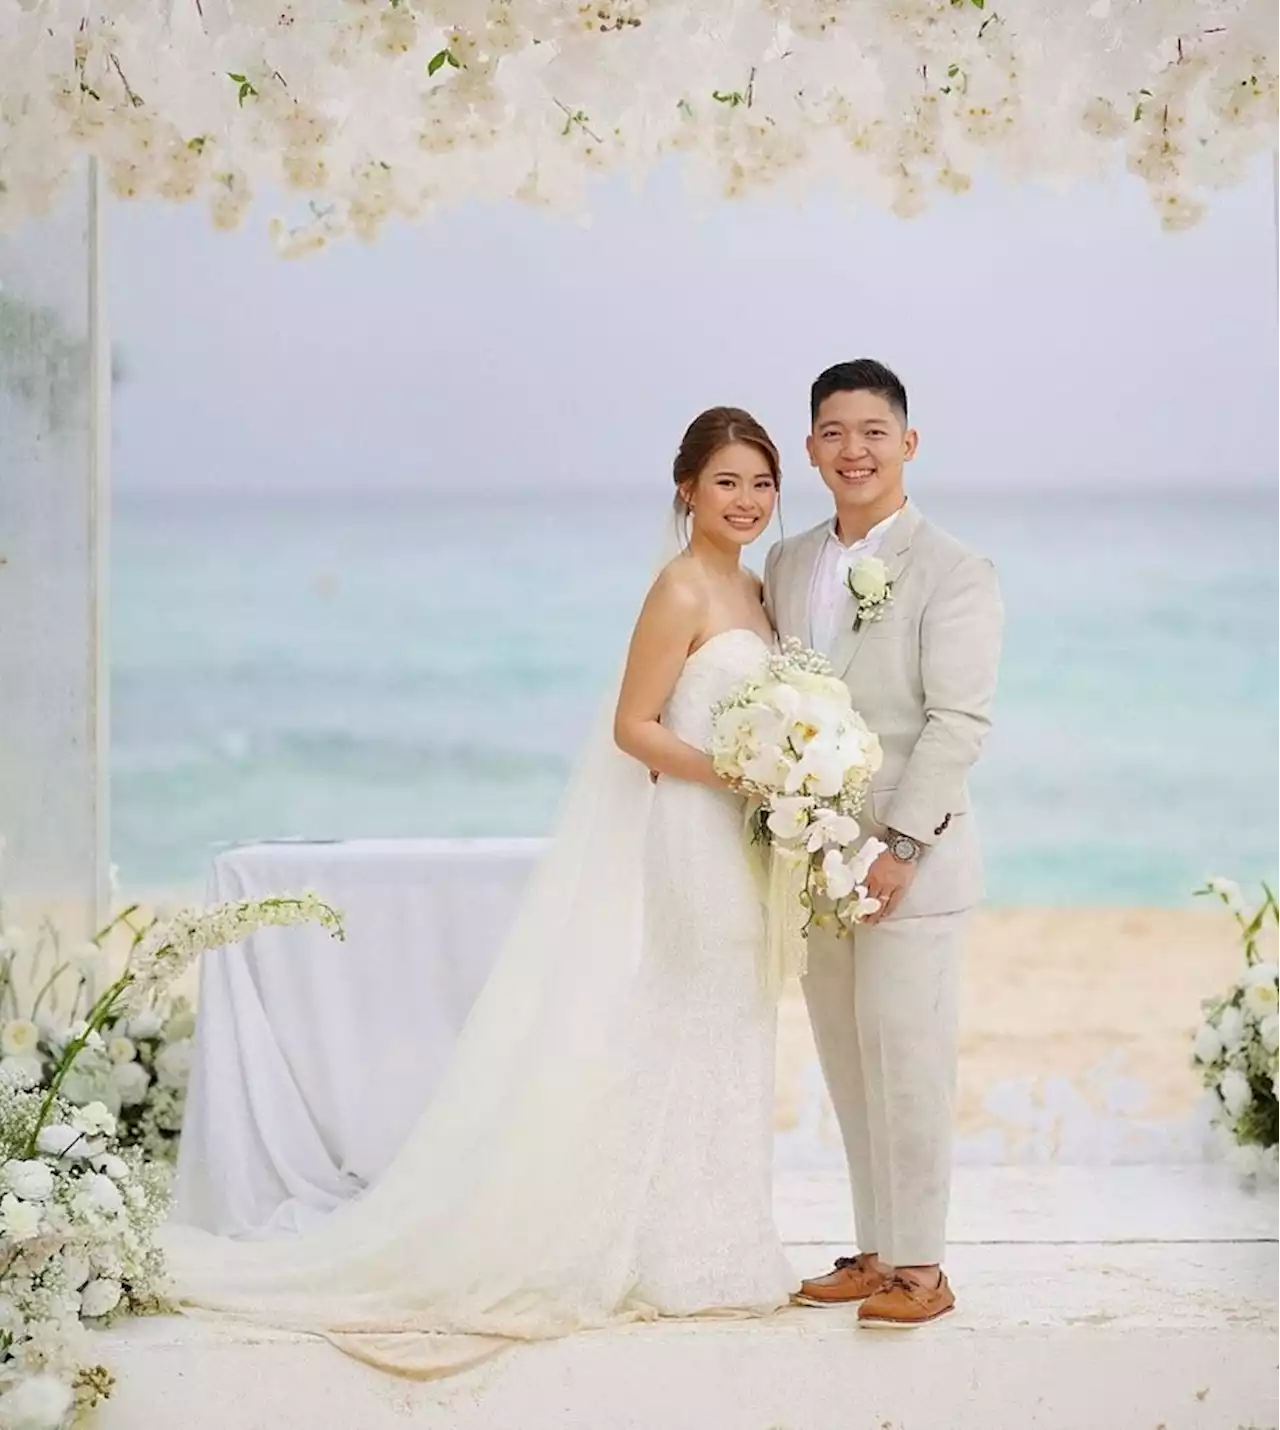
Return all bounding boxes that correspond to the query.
[763,359,1003,1327]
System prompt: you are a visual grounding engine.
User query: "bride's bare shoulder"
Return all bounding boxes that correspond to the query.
[645,553,709,618]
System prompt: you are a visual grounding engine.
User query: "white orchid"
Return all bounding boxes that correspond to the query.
[806,809,861,852]
[765,797,814,844]
[69,1103,116,1141]
[785,737,852,799]
[820,849,859,901]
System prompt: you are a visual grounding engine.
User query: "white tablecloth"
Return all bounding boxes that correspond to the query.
[171,838,543,1236]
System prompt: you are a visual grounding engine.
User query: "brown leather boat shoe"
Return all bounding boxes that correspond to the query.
[857,1270,956,1327]
[792,1253,889,1307]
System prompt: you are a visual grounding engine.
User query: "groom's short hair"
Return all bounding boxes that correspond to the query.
[811,360,908,427]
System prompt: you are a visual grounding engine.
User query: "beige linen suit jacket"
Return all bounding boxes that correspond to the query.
[763,502,1003,921]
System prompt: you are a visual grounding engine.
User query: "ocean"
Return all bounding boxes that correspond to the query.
[111,486,1278,905]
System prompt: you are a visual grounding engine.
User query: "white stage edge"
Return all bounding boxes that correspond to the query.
[98,1165,1277,1430]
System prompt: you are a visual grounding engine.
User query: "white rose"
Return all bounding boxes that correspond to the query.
[0,1193,44,1242]
[1260,1014,1280,1055]
[162,1005,197,1042]
[125,1011,163,1041]
[1219,1067,1253,1120]
[1244,980,1279,1022]
[93,1154,130,1183]
[0,1021,40,1059]
[848,557,889,602]
[35,1127,88,1161]
[105,1037,136,1067]
[58,1250,90,1291]
[1217,1004,1245,1051]
[86,1172,124,1216]
[1192,1021,1223,1065]
[1,1161,54,1203]
[109,1061,150,1107]
[0,1373,74,1430]
[79,1278,122,1319]
[154,1038,194,1090]
[0,1057,43,1090]
[70,1102,116,1139]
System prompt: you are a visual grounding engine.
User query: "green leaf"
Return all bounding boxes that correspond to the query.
[186,136,207,154]
[427,48,457,76]
[971,0,985,9]
[947,64,961,77]
[227,72,246,84]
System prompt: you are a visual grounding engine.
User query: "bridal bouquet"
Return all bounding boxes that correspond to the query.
[711,639,885,985]
[1191,878,1279,1177]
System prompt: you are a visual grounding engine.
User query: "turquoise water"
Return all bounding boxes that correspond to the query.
[111,488,1278,904]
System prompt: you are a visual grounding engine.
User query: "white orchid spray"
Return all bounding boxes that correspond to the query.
[712,639,887,984]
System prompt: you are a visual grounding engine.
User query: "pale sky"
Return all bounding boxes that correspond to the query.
[107,157,1277,495]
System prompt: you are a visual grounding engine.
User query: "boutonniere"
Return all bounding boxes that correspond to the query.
[846,557,893,631]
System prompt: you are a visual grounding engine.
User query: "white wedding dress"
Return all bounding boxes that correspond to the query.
[163,627,796,1378]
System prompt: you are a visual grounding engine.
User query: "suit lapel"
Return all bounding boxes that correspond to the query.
[834,502,923,681]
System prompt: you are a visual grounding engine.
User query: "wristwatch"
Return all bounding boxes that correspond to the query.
[886,830,922,863]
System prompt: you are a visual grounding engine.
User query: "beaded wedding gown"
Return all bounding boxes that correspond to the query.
[163,626,796,1378]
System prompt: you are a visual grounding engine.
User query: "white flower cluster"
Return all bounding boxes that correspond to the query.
[121,891,344,1012]
[1192,877,1279,1179]
[0,0,1274,253]
[0,1088,167,1429]
[2,1000,197,1167]
[712,638,887,936]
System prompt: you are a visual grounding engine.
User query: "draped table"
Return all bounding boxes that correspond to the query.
[171,838,543,1236]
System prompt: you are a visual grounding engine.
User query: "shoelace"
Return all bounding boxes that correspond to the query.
[882,1272,939,1303]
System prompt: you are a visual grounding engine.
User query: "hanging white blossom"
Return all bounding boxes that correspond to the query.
[0,0,1274,254]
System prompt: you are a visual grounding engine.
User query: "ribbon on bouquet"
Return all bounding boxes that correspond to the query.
[764,844,810,998]
[742,803,810,1000]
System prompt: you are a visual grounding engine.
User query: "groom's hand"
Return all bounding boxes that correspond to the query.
[864,850,917,924]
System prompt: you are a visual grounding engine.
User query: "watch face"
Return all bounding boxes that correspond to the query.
[892,836,917,859]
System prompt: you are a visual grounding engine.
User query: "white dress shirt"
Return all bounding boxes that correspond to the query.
[807,506,903,656]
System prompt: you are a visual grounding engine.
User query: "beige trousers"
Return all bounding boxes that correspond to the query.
[801,911,967,1267]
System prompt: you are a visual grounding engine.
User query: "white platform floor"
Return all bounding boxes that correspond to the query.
[98,1165,1278,1430]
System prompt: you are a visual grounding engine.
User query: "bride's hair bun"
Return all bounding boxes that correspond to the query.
[672,407,781,513]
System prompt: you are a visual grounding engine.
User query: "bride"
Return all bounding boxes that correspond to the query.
[163,406,799,1378]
